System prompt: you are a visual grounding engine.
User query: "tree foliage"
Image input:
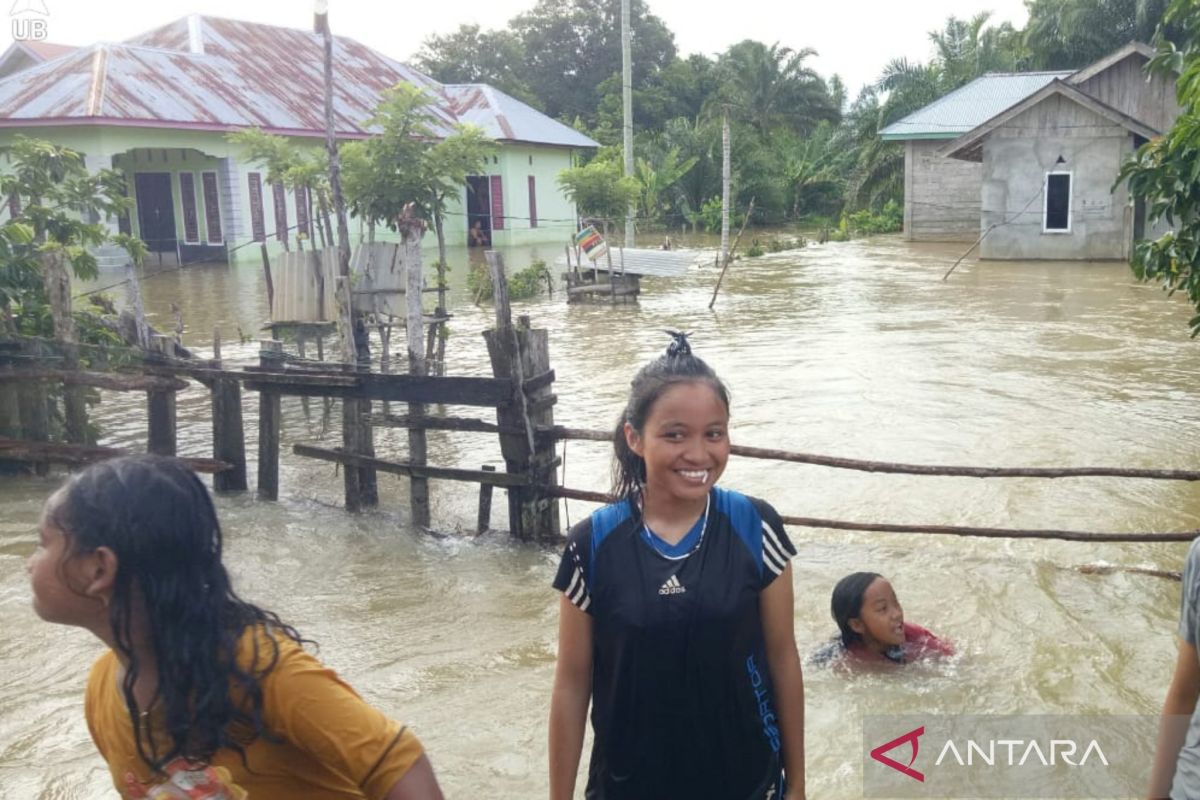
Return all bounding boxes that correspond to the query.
[1118,0,1200,335]
[557,157,639,235]
[0,136,142,336]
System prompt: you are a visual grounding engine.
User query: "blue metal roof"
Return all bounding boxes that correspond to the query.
[880,71,1073,140]
[444,84,598,149]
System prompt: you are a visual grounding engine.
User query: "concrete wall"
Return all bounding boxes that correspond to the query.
[979,95,1134,260]
[904,139,981,242]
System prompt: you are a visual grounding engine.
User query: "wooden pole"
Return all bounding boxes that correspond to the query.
[146,336,177,457]
[401,208,430,529]
[257,339,283,500]
[478,464,496,534]
[44,251,88,444]
[260,242,275,317]
[210,329,247,492]
[708,197,756,310]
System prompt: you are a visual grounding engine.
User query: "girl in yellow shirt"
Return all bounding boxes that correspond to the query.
[28,454,442,800]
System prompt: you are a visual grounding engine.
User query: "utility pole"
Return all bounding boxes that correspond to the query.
[721,106,731,267]
[621,0,635,248]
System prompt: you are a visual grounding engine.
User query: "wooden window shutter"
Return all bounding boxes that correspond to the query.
[489,175,504,230]
[273,182,288,244]
[248,173,266,242]
[201,171,223,244]
[179,172,199,243]
[528,175,537,228]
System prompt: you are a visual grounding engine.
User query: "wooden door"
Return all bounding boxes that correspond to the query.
[134,172,177,253]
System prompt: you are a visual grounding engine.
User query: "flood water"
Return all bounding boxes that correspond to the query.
[3,235,1200,796]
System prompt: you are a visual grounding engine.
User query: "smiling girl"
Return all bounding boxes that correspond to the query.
[548,332,806,799]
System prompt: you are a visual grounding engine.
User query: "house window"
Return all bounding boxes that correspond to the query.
[179,172,200,244]
[528,175,537,228]
[273,182,288,244]
[1044,172,1071,233]
[201,171,223,244]
[296,185,310,239]
[247,172,266,242]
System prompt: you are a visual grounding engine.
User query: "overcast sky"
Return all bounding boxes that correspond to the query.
[3,0,1032,97]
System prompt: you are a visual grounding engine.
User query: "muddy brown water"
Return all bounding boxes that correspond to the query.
[2,235,1199,796]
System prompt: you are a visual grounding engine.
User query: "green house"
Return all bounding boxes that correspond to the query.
[0,15,597,266]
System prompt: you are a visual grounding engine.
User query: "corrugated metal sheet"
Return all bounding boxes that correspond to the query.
[555,248,698,278]
[0,16,592,148]
[880,72,1073,140]
[444,84,599,148]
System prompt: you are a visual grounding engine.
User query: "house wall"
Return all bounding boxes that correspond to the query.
[979,95,1134,260]
[904,139,981,242]
[483,145,578,248]
[0,126,582,266]
[1074,56,1182,134]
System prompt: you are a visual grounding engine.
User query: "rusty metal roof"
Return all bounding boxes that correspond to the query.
[444,84,598,148]
[0,15,593,147]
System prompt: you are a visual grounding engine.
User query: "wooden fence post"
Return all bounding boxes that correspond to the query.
[478,464,496,534]
[257,339,283,500]
[44,251,88,444]
[403,226,430,529]
[482,251,561,540]
[210,331,247,492]
[146,335,177,457]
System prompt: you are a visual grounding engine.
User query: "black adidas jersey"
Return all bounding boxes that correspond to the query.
[553,486,798,800]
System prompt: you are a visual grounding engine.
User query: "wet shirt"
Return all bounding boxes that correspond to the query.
[553,486,797,799]
[85,626,424,800]
[810,623,954,667]
[1172,538,1200,799]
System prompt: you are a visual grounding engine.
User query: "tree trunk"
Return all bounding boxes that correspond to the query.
[720,107,731,267]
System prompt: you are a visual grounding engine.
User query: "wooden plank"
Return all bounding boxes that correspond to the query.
[294,444,529,487]
[523,369,555,395]
[478,465,497,533]
[368,413,523,436]
[147,389,177,457]
[527,394,558,414]
[243,373,512,407]
[0,369,188,393]
[0,438,232,474]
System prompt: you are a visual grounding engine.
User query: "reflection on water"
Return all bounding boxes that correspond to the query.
[3,235,1199,796]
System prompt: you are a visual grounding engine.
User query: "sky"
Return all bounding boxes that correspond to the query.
[2,0,1032,97]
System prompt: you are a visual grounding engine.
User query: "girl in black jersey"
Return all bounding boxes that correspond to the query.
[549,333,806,800]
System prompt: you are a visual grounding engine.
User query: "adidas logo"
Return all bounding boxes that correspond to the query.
[658,575,686,596]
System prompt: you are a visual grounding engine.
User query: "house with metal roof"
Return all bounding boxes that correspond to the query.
[0,15,598,265]
[883,42,1180,259]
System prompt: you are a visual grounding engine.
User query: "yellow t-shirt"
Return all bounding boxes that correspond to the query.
[84,628,424,800]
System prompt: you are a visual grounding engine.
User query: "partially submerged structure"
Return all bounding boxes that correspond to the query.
[882,42,1181,259]
[0,16,597,266]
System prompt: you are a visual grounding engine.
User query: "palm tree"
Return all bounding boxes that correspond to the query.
[714,40,839,137]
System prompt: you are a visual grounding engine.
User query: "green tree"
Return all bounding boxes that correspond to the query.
[414,24,540,106]
[1024,0,1174,68]
[713,40,839,138]
[632,146,698,223]
[1118,0,1200,335]
[510,0,677,127]
[557,158,640,238]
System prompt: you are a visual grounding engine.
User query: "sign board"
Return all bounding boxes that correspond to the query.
[574,225,608,262]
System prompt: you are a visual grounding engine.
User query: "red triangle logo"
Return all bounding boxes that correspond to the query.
[870,725,926,782]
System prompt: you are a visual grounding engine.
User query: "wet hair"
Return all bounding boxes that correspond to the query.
[831,571,883,648]
[611,331,731,500]
[47,454,306,773]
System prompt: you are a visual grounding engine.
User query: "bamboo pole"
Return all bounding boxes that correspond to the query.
[708,197,755,310]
